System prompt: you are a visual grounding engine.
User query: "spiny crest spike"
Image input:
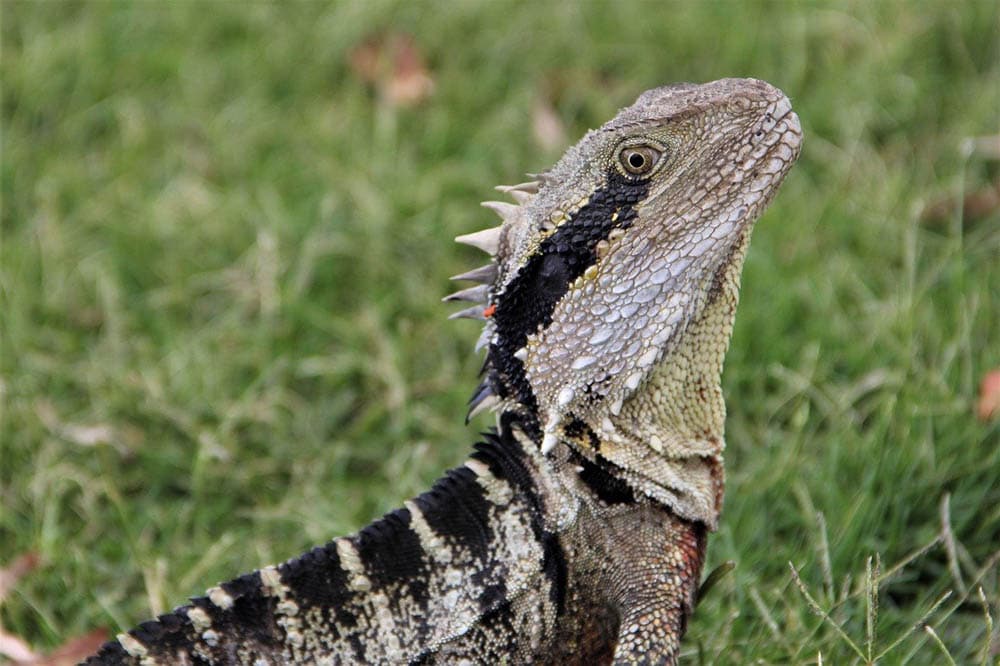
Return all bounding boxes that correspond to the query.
[469,380,491,402]
[448,305,486,321]
[541,432,558,455]
[467,393,499,421]
[496,180,540,194]
[466,381,497,422]
[450,263,497,284]
[525,172,553,187]
[509,190,533,204]
[480,201,519,221]
[474,326,492,352]
[495,181,539,204]
[455,226,502,255]
[442,284,489,303]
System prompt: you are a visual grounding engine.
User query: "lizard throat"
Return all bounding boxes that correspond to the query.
[487,170,651,427]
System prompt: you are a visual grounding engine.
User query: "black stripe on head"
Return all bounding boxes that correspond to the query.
[488,169,651,413]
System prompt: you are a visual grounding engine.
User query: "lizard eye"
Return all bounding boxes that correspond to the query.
[618,144,663,176]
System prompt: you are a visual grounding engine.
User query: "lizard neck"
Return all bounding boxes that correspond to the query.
[606,234,749,528]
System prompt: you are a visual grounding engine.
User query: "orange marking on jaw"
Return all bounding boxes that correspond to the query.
[483,303,496,318]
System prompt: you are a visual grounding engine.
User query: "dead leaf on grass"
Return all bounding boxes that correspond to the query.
[349,33,435,108]
[0,628,108,666]
[0,554,42,663]
[0,628,39,663]
[976,369,1000,422]
[921,133,1000,229]
[921,178,1000,228]
[30,629,109,666]
[532,95,567,153]
[0,553,108,664]
[0,552,40,603]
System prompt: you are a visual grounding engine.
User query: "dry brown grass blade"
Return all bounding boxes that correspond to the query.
[1,554,108,664]
[939,493,968,597]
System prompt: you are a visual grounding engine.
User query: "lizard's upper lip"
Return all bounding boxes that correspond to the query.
[774,100,803,150]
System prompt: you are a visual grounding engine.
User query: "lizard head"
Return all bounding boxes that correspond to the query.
[448,79,802,522]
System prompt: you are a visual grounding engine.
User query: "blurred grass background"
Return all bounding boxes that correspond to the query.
[2,1,998,663]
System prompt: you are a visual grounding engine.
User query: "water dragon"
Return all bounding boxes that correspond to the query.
[85,78,802,665]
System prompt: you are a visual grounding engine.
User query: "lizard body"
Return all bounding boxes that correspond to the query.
[85,78,801,665]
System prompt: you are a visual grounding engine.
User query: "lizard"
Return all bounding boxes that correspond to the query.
[84,77,802,665]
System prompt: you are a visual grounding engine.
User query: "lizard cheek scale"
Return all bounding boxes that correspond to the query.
[86,78,801,665]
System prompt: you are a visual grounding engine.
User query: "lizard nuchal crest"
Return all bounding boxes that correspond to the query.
[87,78,801,665]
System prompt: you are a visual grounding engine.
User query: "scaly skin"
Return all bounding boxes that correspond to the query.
[85,78,802,665]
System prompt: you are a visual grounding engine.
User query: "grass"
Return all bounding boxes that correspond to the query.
[2,1,998,663]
